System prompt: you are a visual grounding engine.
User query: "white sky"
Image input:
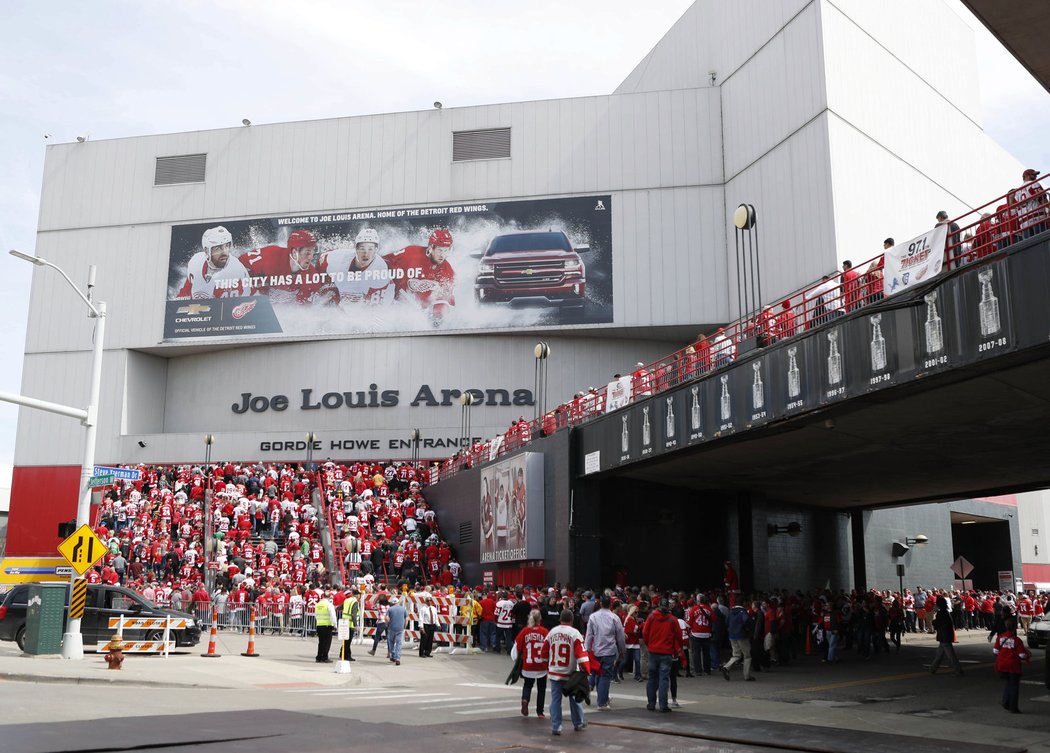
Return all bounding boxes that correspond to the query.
[0,0,1047,466]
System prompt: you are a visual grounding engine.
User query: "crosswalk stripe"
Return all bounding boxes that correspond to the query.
[454,706,523,715]
[310,692,448,700]
[415,696,486,706]
[422,698,514,710]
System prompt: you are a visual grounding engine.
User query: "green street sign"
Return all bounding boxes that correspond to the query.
[88,475,115,487]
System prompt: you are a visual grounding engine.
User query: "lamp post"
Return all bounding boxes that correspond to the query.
[533,341,551,421]
[305,431,317,469]
[892,534,928,596]
[459,392,476,448]
[7,250,106,660]
[203,435,215,595]
[409,429,421,466]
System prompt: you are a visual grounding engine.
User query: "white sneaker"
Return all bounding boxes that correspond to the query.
[672,700,681,708]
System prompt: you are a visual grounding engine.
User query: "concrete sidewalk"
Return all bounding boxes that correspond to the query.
[0,632,466,689]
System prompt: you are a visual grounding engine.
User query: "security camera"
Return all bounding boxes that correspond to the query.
[137,440,147,448]
[241,118,252,126]
[76,136,87,143]
[433,101,443,110]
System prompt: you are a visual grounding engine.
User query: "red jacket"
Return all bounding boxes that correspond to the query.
[642,609,682,655]
[993,631,1029,674]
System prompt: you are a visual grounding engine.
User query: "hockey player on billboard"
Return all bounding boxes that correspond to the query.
[384,228,456,326]
[318,228,395,307]
[238,229,336,305]
[176,225,251,299]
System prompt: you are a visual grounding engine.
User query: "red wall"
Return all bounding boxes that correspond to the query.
[7,465,83,556]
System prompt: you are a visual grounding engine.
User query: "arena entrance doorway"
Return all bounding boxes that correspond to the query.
[585,477,728,591]
[949,511,1014,590]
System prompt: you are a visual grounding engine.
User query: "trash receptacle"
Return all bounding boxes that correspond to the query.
[24,584,66,655]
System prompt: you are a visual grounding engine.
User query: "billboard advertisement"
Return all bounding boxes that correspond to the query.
[164,195,612,340]
[479,452,544,563]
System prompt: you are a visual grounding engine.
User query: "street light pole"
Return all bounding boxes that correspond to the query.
[8,251,105,660]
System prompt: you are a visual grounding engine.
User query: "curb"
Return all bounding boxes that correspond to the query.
[0,671,241,689]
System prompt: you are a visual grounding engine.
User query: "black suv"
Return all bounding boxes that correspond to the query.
[0,583,201,652]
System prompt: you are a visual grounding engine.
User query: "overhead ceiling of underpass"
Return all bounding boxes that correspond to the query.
[596,350,1050,510]
[962,1,1050,94]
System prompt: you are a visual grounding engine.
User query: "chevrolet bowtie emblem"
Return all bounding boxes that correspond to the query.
[176,304,212,314]
[524,269,534,275]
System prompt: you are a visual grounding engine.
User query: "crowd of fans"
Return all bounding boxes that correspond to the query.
[435,169,1049,480]
[85,460,461,631]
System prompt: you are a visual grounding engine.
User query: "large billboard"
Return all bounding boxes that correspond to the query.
[163,195,612,340]
[479,452,544,563]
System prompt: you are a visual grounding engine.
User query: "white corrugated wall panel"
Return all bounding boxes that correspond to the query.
[821,2,1021,212]
[825,0,980,123]
[615,0,814,95]
[723,116,837,312]
[721,0,827,181]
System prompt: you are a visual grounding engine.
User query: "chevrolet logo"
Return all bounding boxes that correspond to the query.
[176,304,212,314]
[523,269,535,276]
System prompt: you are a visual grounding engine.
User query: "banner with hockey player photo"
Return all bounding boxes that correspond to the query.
[163,195,613,340]
[479,452,544,563]
[883,224,947,298]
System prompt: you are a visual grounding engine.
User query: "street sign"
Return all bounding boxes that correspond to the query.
[88,475,115,487]
[950,556,974,579]
[0,557,70,584]
[92,465,141,481]
[57,524,107,576]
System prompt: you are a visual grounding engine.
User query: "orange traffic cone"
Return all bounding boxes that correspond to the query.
[241,607,259,657]
[201,608,221,658]
[805,626,813,656]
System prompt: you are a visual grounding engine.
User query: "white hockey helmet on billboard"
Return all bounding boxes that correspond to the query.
[354,228,379,246]
[202,226,232,250]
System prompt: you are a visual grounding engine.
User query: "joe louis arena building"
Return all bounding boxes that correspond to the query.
[8,0,1049,592]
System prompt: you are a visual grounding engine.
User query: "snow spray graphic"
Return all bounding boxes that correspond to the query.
[164,195,613,340]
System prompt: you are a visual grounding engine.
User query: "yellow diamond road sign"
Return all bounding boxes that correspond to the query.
[57,524,106,576]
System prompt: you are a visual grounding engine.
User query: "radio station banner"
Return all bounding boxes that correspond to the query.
[164,195,613,340]
[479,453,544,563]
[884,224,947,298]
[604,376,633,413]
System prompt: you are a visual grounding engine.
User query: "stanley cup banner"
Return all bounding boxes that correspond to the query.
[883,224,947,298]
[479,452,544,563]
[163,195,613,340]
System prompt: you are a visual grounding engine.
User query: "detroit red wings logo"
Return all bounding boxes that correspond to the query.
[231,300,258,319]
[408,278,439,292]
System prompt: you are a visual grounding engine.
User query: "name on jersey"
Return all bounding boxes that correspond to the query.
[231,385,534,413]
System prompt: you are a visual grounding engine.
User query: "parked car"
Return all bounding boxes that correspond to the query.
[474,230,587,307]
[1027,614,1050,649]
[0,583,201,652]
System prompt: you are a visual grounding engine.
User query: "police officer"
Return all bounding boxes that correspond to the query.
[315,589,337,663]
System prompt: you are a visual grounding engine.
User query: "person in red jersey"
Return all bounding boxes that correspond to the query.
[238,228,335,305]
[513,609,550,717]
[993,617,1029,713]
[385,228,456,325]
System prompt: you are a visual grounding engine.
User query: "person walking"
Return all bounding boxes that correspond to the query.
[543,609,590,736]
[719,602,755,681]
[512,609,549,718]
[584,594,626,711]
[368,593,391,656]
[930,596,964,676]
[314,589,337,663]
[643,598,681,712]
[386,596,408,666]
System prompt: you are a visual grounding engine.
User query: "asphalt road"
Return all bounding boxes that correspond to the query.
[0,629,1048,752]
